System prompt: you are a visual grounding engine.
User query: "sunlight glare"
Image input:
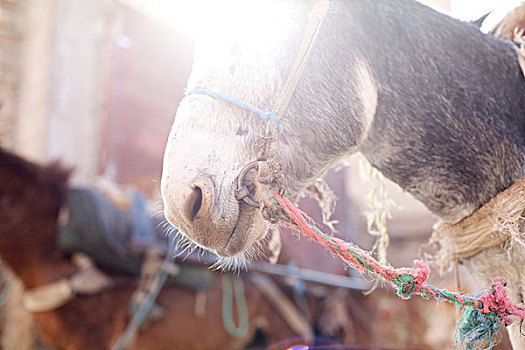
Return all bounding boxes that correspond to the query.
[163,0,293,48]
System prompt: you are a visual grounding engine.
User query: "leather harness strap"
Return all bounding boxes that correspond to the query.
[258,0,331,162]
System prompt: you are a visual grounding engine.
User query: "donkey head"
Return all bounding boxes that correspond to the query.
[161,1,377,260]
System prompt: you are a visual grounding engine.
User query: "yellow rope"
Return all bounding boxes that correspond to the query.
[359,158,394,265]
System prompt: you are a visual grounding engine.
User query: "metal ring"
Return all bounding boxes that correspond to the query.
[235,161,263,208]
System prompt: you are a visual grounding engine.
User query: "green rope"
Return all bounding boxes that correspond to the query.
[270,193,525,350]
[222,274,249,339]
[392,274,416,298]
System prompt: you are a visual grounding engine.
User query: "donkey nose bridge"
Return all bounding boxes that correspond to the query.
[180,176,215,225]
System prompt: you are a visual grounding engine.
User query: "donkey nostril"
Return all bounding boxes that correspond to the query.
[186,186,203,222]
[179,177,213,226]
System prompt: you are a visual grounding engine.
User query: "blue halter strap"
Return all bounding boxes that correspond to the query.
[186,88,284,133]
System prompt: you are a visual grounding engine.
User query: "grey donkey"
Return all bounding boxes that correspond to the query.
[161,0,525,347]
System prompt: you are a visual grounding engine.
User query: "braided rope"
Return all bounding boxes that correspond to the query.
[270,193,525,349]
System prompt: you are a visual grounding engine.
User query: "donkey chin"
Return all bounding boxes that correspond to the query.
[215,203,269,258]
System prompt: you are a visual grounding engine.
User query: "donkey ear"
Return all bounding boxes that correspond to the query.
[471,11,492,28]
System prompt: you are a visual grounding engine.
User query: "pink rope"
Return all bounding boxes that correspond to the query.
[272,193,525,324]
[479,277,525,326]
[274,193,429,296]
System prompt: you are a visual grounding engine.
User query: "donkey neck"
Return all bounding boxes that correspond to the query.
[343,0,525,222]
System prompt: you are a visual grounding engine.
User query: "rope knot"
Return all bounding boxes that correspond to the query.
[261,199,282,225]
[393,260,429,299]
[258,111,283,133]
[393,274,417,299]
[395,274,415,299]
